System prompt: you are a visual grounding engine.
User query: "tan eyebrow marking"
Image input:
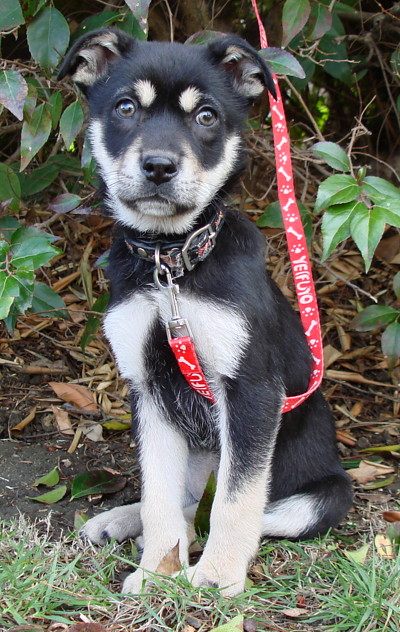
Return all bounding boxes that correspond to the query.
[179,86,202,113]
[134,79,157,107]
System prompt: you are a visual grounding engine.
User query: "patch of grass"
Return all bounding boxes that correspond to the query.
[0,516,399,631]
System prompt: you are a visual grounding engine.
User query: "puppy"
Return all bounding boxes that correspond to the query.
[58,28,352,596]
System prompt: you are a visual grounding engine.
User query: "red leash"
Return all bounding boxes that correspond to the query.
[162,7,324,412]
[251,0,324,412]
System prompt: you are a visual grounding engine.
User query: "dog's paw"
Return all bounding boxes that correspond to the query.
[184,561,245,596]
[121,568,154,595]
[80,504,142,545]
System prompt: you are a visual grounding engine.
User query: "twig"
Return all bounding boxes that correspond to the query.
[369,34,400,129]
[314,258,379,302]
[328,377,400,405]
[15,318,82,351]
[284,77,325,141]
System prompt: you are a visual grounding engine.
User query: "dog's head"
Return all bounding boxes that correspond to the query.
[59,29,275,234]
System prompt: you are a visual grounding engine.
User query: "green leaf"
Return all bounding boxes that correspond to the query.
[307,3,332,40]
[321,200,364,260]
[194,472,216,535]
[10,225,58,246]
[393,272,400,300]
[81,293,110,350]
[0,163,21,212]
[315,174,360,212]
[311,141,350,172]
[20,163,60,197]
[351,305,399,332]
[119,11,147,39]
[48,92,63,128]
[70,470,126,500]
[0,297,14,320]
[0,0,24,31]
[5,269,35,305]
[364,474,396,490]
[20,103,52,171]
[27,485,67,504]
[381,320,400,371]
[257,201,313,246]
[258,48,305,78]
[21,0,47,20]
[72,11,121,40]
[33,467,60,487]
[11,236,60,270]
[0,216,20,238]
[256,201,284,229]
[0,275,21,300]
[27,7,70,70]
[59,100,84,149]
[349,206,387,271]
[362,176,400,203]
[49,193,83,214]
[0,70,28,121]
[360,444,400,453]
[376,206,400,228]
[23,83,37,119]
[102,420,131,431]
[30,281,69,319]
[282,0,311,47]
[390,45,400,79]
[210,615,244,632]
[319,37,352,85]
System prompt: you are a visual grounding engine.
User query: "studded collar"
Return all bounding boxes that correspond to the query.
[124,207,225,275]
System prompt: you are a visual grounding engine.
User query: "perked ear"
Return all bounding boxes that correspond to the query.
[57,28,134,90]
[208,36,276,101]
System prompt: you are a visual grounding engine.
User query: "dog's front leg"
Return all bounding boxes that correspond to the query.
[122,395,189,594]
[187,397,280,596]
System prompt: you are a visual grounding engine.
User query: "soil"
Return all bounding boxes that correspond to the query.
[0,433,140,533]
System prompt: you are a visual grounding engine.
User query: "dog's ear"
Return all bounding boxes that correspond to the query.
[208,36,276,101]
[57,28,134,91]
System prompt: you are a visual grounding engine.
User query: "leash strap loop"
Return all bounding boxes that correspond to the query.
[251,0,324,413]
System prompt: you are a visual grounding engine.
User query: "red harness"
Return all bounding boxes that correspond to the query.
[158,5,324,412]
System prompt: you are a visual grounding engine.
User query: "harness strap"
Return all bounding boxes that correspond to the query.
[251,0,324,412]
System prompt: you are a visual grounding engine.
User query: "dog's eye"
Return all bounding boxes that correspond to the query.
[195,108,218,127]
[115,99,136,118]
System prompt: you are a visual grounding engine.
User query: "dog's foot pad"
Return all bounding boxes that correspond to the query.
[80,504,142,545]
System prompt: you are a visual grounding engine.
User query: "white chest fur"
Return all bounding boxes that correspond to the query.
[103,288,250,387]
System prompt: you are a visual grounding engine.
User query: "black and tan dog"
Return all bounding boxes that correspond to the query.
[59,29,352,596]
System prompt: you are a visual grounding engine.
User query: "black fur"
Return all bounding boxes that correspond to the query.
[60,29,352,593]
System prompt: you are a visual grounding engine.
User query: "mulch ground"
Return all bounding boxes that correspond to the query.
[0,142,399,537]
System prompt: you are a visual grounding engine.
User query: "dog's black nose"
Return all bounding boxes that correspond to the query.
[141,155,178,185]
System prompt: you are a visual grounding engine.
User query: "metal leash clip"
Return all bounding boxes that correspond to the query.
[153,247,216,403]
[153,249,192,340]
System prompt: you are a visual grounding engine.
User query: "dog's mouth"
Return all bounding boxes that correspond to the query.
[119,194,193,217]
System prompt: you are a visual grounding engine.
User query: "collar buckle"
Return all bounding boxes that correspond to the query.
[181,223,216,272]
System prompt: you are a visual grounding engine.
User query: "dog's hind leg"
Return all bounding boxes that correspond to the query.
[80,503,143,545]
[262,473,353,539]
